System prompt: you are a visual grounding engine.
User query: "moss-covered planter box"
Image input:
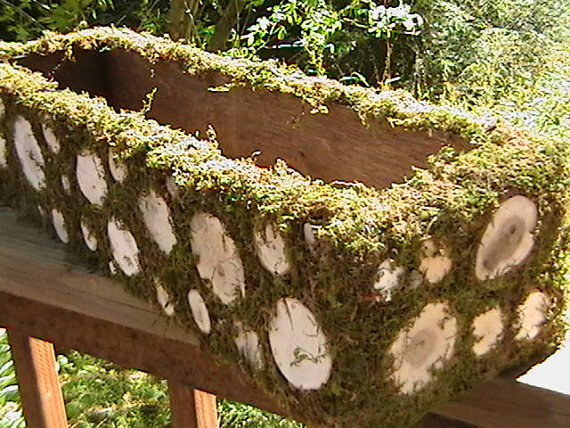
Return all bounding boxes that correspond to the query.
[0,28,568,427]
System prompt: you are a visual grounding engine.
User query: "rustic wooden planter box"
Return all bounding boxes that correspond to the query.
[0,28,568,427]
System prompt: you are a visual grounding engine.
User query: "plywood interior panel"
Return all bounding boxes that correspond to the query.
[19,48,471,189]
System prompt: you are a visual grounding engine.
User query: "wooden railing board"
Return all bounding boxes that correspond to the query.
[433,379,570,428]
[0,290,286,419]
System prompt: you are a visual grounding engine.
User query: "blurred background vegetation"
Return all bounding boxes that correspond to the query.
[0,0,568,426]
[1,0,568,116]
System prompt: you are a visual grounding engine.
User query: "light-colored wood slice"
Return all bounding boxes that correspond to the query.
[107,218,141,277]
[254,223,291,276]
[76,151,108,206]
[189,212,245,304]
[390,302,457,394]
[475,196,537,281]
[472,307,504,357]
[268,297,331,390]
[138,190,177,254]
[41,122,60,154]
[14,115,46,190]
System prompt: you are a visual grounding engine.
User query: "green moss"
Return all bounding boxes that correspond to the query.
[0,28,568,428]
[0,27,492,139]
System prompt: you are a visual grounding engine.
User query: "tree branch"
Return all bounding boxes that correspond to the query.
[168,0,201,42]
[207,0,247,52]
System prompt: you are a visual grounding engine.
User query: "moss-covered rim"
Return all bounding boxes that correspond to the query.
[0,26,496,140]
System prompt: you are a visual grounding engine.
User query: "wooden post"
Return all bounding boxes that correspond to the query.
[7,329,67,428]
[168,380,218,428]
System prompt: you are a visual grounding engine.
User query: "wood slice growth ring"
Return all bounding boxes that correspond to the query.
[475,196,538,281]
[390,302,458,394]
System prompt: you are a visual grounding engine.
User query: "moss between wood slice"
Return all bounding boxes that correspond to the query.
[0,28,569,428]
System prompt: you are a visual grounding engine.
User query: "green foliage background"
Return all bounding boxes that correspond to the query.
[1,1,568,108]
[0,0,568,426]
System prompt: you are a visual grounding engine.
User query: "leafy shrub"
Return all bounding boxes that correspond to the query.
[0,330,24,428]
[410,0,570,102]
[0,0,169,41]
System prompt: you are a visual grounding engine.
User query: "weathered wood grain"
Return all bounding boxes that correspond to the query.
[433,378,570,428]
[0,208,290,420]
[168,380,219,428]
[0,209,199,346]
[8,330,67,428]
[0,288,289,420]
[21,49,470,190]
